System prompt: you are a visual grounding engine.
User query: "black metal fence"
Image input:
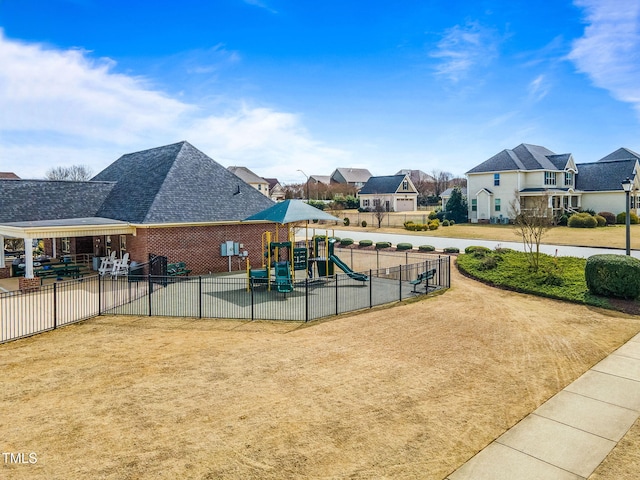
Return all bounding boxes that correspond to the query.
[0,256,450,343]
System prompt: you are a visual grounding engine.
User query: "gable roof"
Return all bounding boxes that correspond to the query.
[395,169,434,184]
[92,141,274,223]
[331,167,372,184]
[0,179,115,223]
[309,175,331,185]
[598,147,640,162]
[575,158,638,191]
[441,187,467,197]
[227,166,268,185]
[359,175,416,195]
[467,144,572,174]
[0,172,19,179]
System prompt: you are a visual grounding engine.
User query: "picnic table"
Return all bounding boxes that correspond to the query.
[35,263,85,283]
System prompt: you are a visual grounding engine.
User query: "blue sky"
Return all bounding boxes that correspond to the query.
[1,0,640,183]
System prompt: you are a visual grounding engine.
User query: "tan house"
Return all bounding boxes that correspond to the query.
[227,166,270,197]
[330,168,372,189]
[358,174,418,212]
[264,178,286,202]
[466,144,640,223]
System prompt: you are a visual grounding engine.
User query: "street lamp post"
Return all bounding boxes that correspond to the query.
[622,177,633,256]
[297,169,309,200]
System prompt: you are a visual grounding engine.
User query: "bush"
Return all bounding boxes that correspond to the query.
[443,247,460,253]
[343,217,350,226]
[585,254,640,299]
[465,246,492,254]
[428,219,440,230]
[418,245,435,252]
[478,256,498,270]
[558,214,569,226]
[449,219,455,225]
[339,238,354,246]
[428,210,438,220]
[598,211,616,225]
[442,220,450,226]
[568,212,597,228]
[358,239,373,247]
[616,212,640,225]
[594,214,606,227]
[396,242,413,251]
[375,241,392,249]
[361,220,367,227]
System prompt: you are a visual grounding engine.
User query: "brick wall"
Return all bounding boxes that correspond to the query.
[0,266,10,279]
[127,223,279,274]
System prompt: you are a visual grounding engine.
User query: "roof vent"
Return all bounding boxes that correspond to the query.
[233,185,241,195]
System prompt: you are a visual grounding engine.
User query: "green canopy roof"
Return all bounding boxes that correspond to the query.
[243,199,339,224]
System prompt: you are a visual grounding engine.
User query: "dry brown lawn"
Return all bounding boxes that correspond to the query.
[2,268,640,479]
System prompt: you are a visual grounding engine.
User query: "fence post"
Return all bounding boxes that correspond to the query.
[250,280,255,321]
[376,250,379,269]
[148,274,152,317]
[53,283,57,330]
[98,274,102,316]
[369,269,373,308]
[399,265,402,301]
[198,276,202,319]
[335,273,339,316]
[305,278,309,323]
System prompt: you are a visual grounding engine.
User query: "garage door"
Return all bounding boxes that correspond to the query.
[395,198,414,212]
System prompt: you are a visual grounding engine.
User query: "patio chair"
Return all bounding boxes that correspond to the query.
[98,251,117,276]
[111,253,130,278]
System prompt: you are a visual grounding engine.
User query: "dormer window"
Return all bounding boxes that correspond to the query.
[402,179,409,190]
[564,172,574,186]
[545,172,556,186]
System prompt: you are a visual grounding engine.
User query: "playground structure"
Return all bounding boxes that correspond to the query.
[247,228,369,294]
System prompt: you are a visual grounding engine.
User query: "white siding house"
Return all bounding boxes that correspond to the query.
[358,174,418,212]
[466,144,640,223]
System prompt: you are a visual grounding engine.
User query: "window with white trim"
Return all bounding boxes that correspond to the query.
[564,172,573,186]
[61,237,71,253]
[494,173,500,186]
[495,198,501,212]
[471,199,477,211]
[545,171,556,185]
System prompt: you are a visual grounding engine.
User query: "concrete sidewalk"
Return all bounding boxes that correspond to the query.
[448,332,640,479]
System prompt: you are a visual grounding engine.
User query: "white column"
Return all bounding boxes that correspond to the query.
[52,238,57,259]
[24,237,34,278]
[0,235,4,268]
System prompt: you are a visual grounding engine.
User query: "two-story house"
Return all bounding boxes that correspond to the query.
[330,168,372,189]
[227,166,270,197]
[466,144,640,223]
[358,174,418,212]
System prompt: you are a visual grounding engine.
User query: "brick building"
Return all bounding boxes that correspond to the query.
[0,141,278,279]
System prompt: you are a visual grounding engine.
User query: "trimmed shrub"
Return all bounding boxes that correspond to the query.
[396,242,413,251]
[359,239,373,247]
[339,238,354,246]
[428,219,440,230]
[594,214,606,227]
[449,219,455,225]
[443,247,460,253]
[465,246,491,254]
[343,217,350,226]
[585,254,640,299]
[442,219,450,226]
[418,245,435,252]
[568,212,597,228]
[361,220,368,227]
[375,241,392,249]
[494,247,514,254]
[616,212,640,225]
[478,256,498,270]
[598,211,616,225]
[428,210,438,220]
[558,214,569,226]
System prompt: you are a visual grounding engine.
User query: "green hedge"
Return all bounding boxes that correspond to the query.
[359,239,373,247]
[418,245,435,252]
[585,254,640,299]
[464,246,491,254]
[616,212,640,225]
[443,247,459,253]
[339,238,354,246]
[375,241,392,249]
[568,212,597,228]
[396,242,413,251]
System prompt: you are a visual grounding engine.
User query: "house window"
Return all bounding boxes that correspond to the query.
[363,199,370,207]
[494,173,500,186]
[373,199,381,207]
[545,171,556,185]
[471,199,477,212]
[61,237,71,254]
[495,199,501,212]
[402,179,409,190]
[564,172,573,186]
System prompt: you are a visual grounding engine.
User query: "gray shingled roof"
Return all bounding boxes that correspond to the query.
[359,175,412,195]
[227,166,267,184]
[575,159,637,191]
[467,144,571,174]
[92,141,274,223]
[331,167,372,184]
[598,147,640,162]
[0,179,115,223]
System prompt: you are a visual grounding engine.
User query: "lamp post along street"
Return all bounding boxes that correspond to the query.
[297,169,309,200]
[622,177,632,256]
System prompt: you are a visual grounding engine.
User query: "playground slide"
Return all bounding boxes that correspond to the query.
[274,262,294,293]
[329,254,369,282]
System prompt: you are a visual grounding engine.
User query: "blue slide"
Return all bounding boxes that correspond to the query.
[329,254,369,282]
[274,261,294,293]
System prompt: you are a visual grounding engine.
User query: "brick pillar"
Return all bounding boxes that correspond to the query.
[19,277,40,293]
[0,266,10,279]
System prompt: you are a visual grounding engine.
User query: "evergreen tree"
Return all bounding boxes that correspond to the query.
[445,187,468,223]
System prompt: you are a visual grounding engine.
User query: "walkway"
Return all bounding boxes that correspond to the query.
[448,332,640,479]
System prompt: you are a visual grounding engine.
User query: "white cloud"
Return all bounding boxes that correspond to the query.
[0,30,347,182]
[430,22,499,82]
[569,0,640,113]
[528,74,550,101]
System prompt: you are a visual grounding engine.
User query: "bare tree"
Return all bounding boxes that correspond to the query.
[373,199,390,228]
[45,165,94,181]
[431,170,453,197]
[509,191,553,272]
